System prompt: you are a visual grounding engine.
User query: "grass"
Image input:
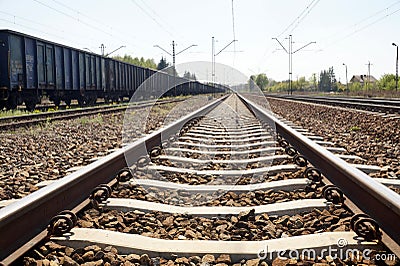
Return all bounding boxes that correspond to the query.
[0,95,185,119]
[349,126,361,131]
[77,114,103,125]
[47,107,58,112]
[0,109,31,118]
[0,107,45,118]
[150,104,175,116]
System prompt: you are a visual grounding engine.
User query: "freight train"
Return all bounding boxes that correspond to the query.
[0,30,223,111]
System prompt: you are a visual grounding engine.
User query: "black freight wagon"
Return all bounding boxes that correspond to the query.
[0,30,110,110]
[0,30,225,111]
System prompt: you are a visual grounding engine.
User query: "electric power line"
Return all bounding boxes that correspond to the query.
[51,0,114,32]
[32,0,113,37]
[231,0,236,41]
[30,0,149,52]
[350,0,400,30]
[257,0,320,70]
[48,0,143,48]
[0,17,93,48]
[130,0,176,39]
[231,0,237,65]
[48,0,145,49]
[322,2,400,50]
[289,0,320,34]
[0,10,103,45]
[277,0,318,38]
[138,0,177,35]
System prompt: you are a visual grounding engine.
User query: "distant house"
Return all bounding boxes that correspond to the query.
[350,74,378,84]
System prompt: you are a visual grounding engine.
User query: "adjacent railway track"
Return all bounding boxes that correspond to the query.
[0,93,399,265]
[266,94,400,116]
[0,98,183,130]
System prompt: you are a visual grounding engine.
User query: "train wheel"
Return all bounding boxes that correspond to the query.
[6,94,17,110]
[25,99,36,112]
[88,96,97,106]
[78,97,86,107]
[53,98,61,108]
[64,98,71,107]
[0,101,5,111]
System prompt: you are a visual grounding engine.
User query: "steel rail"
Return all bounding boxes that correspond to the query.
[14,98,116,112]
[0,95,228,264]
[0,98,180,123]
[0,98,184,130]
[0,103,126,123]
[266,94,400,113]
[270,94,400,105]
[238,93,400,257]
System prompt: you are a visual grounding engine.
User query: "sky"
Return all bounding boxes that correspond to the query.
[1,0,400,84]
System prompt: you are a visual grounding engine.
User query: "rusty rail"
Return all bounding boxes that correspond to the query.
[266,94,400,113]
[238,93,400,257]
[0,95,228,264]
[0,98,184,130]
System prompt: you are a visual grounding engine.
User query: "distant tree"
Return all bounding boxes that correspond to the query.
[293,76,307,91]
[157,57,169,70]
[183,71,197,80]
[268,78,276,87]
[255,73,269,90]
[337,82,346,92]
[377,74,396,90]
[268,80,289,92]
[329,67,338,91]
[163,66,177,76]
[309,73,317,91]
[248,75,256,91]
[113,54,156,69]
[349,82,362,92]
[144,58,156,69]
[247,73,269,91]
[319,70,329,91]
[318,67,338,92]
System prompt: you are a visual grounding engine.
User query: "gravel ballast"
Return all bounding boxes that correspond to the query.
[0,97,212,201]
[265,97,400,180]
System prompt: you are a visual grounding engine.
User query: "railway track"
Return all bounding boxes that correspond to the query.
[266,94,400,116]
[10,98,110,113]
[0,98,183,130]
[0,93,399,265]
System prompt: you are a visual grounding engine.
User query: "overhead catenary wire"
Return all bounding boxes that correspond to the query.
[257,0,320,71]
[289,0,320,34]
[137,0,178,38]
[30,0,147,52]
[231,0,237,65]
[349,0,400,29]
[0,17,94,49]
[13,3,136,54]
[350,7,400,36]
[231,0,236,41]
[0,18,65,40]
[130,0,176,40]
[0,10,103,45]
[135,0,188,44]
[48,0,146,50]
[320,0,400,50]
[277,0,319,38]
[32,0,113,37]
[51,0,114,32]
